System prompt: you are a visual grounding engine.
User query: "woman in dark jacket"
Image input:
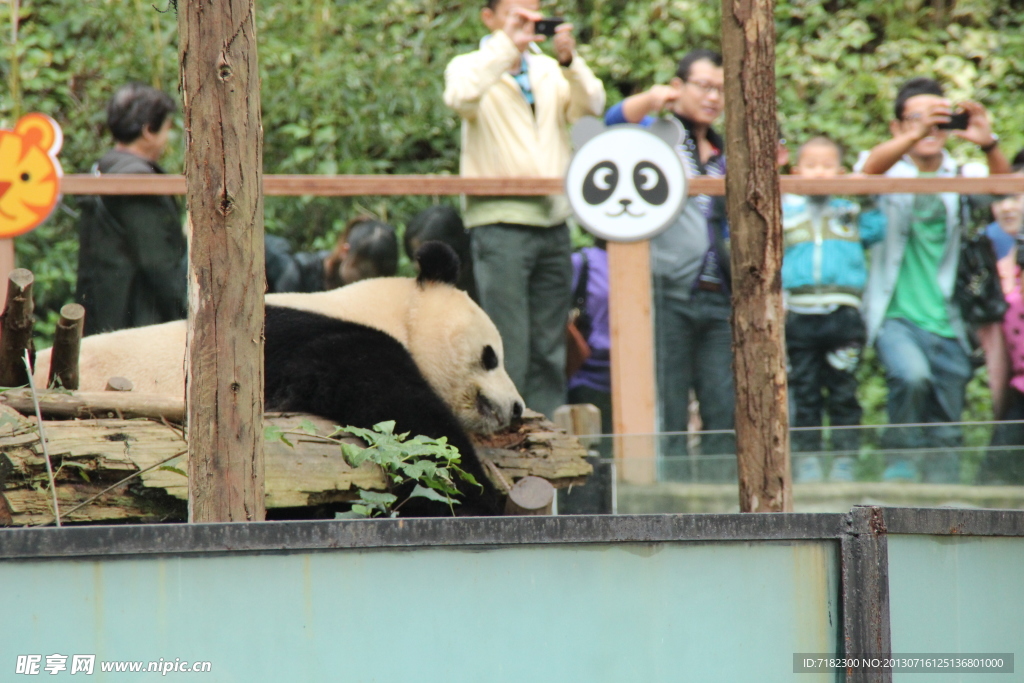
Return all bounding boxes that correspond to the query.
[75,83,186,335]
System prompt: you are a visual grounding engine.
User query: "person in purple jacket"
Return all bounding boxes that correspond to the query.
[567,241,612,440]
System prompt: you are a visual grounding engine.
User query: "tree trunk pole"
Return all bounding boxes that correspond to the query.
[721,0,792,512]
[178,0,266,522]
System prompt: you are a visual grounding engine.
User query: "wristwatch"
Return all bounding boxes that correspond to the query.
[980,134,1000,153]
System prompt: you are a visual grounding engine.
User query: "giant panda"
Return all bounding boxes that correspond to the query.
[33,242,524,515]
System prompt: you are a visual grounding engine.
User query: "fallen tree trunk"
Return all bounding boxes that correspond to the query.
[0,407,592,526]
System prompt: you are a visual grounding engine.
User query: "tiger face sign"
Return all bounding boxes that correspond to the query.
[0,114,64,238]
[566,117,687,243]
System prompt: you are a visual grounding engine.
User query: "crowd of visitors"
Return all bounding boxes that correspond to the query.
[67,1,1024,485]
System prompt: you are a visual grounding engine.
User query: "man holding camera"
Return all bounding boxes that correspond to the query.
[444,0,605,418]
[856,76,1010,480]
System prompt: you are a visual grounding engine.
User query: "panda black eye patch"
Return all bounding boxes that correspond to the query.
[481,345,498,371]
[632,161,668,206]
[582,161,618,205]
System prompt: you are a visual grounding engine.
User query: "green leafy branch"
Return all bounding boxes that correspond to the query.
[264,419,479,518]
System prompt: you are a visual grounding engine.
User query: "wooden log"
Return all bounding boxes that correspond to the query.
[0,389,184,422]
[722,0,792,512]
[0,410,380,525]
[0,394,592,487]
[0,268,34,387]
[47,303,85,390]
[0,453,14,525]
[504,476,554,515]
[179,0,266,522]
[0,406,592,526]
[474,409,593,490]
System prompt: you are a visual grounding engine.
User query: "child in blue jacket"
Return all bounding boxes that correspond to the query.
[783,136,885,481]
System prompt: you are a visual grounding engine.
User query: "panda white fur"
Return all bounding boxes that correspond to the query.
[33,243,524,514]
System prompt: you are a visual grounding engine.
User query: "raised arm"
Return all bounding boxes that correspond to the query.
[859,99,951,175]
[615,85,680,124]
[605,86,678,127]
[556,31,605,122]
[954,101,1010,175]
[443,7,542,120]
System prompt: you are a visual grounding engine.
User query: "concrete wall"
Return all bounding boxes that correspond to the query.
[1,508,1021,682]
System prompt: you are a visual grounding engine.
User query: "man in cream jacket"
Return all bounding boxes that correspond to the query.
[444,0,605,418]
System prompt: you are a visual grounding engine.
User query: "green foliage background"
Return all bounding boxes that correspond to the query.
[2,0,1023,424]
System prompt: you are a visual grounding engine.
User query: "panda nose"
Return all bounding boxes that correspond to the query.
[512,401,524,420]
[619,198,632,208]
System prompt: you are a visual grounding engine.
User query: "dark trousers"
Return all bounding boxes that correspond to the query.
[471,223,572,419]
[654,283,735,481]
[562,384,615,514]
[981,388,1024,484]
[786,306,866,453]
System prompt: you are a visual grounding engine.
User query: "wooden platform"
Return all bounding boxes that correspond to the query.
[0,403,592,526]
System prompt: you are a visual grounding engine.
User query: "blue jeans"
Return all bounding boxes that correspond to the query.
[874,317,973,481]
[654,282,735,481]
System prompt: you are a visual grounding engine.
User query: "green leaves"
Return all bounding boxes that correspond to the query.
[408,484,454,504]
[5,0,1023,429]
[157,465,188,478]
[334,421,475,517]
[264,418,472,517]
[263,424,293,448]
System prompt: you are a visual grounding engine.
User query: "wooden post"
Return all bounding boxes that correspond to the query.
[178,0,266,522]
[553,403,602,448]
[607,241,657,484]
[47,303,85,390]
[0,268,34,387]
[721,0,792,512]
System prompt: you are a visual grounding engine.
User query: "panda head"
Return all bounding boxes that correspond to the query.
[266,242,524,434]
[408,242,524,434]
[566,117,688,242]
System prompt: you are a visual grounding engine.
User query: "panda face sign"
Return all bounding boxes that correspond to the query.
[566,125,687,242]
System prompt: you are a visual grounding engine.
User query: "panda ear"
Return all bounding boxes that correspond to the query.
[572,116,606,150]
[415,241,460,287]
[647,117,684,148]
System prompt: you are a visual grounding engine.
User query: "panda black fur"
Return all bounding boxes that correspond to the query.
[267,242,506,516]
[264,304,496,515]
[414,240,461,287]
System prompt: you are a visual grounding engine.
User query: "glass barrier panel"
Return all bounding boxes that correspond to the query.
[556,422,1024,515]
